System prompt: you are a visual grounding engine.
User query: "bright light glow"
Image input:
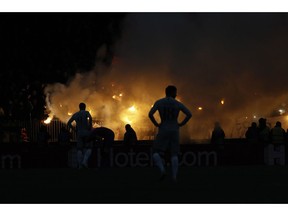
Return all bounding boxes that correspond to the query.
[112,94,122,101]
[253,115,257,119]
[120,105,139,125]
[119,93,123,97]
[221,99,225,105]
[128,105,136,112]
[198,107,203,110]
[68,112,72,116]
[123,116,132,124]
[44,116,53,124]
[279,109,285,115]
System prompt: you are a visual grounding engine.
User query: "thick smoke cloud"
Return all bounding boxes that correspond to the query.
[45,13,288,140]
[115,13,288,138]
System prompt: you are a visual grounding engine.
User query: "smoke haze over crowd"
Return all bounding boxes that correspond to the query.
[44,13,288,140]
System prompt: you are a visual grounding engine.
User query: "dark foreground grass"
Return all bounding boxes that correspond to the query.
[1,165,288,203]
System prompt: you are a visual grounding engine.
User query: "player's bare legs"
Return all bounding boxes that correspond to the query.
[82,148,92,168]
[152,152,166,180]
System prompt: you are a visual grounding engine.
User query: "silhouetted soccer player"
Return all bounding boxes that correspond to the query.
[149,85,192,182]
[67,102,92,168]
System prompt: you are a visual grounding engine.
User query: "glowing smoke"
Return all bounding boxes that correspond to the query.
[44,13,288,140]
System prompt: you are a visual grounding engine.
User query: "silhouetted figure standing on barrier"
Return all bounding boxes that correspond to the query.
[211,122,225,145]
[258,118,270,144]
[149,85,192,182]
[211,122,225,165]
[245,122,259,164]
[257,118,270,164]
[123,124,138,145]
[270,122,286,165]
[270,121,286,145]
[67,102,92,168]
[245,122,258,144]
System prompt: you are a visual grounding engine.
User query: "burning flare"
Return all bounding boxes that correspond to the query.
[44,115,53,124]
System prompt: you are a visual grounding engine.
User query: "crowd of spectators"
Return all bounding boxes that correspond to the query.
[0,74,46,121]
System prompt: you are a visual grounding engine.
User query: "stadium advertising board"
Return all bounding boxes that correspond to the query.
[86,147,218,168]
[0,141,286,168]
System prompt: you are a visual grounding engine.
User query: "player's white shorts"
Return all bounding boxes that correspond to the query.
[153,129,179,155]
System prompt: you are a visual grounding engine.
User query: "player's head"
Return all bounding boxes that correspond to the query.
[79,102,86,110]
[165,85,177,98]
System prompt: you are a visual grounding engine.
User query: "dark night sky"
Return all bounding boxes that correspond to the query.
[2,13,288,86]
[0,13,126,84]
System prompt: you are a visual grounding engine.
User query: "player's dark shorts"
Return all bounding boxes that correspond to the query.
[153,129,180,155]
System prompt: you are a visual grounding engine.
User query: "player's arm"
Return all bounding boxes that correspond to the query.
[178,104,192,127]
[67,114,76,131]
[87,112,93,130]
[67,116,73,129]
[148,103,160,127]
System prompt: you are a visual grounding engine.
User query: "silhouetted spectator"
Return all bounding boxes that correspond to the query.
[211,122,225,145]
[88,127,115,149]
[123,124,138,145]
[37,125,51,145]
[270,121,286,145]
[88,127,115,167]
[269,121,286,165]
[258,118,270,145]
[21,127,29,142]
[58,126,72,145]
[245,122,259,164]
[257,117,270,164]
[245,122,259,144]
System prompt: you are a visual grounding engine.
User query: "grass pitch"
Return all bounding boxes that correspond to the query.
[1,165,288,203]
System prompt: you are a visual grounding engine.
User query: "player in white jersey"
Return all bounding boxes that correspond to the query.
[67,102,93,168]
[149,85,192,182]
